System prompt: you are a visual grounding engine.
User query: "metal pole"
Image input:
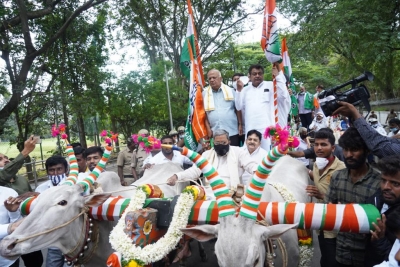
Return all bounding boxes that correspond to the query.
[40,142,44,168]
[32,157,37,189]
[159,27,174,131]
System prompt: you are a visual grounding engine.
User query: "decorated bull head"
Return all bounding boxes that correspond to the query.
[175,144,298,267]
[0,144,112,265]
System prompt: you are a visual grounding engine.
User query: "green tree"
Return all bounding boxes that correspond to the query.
[279,0,400,98]
[0,0,109,134]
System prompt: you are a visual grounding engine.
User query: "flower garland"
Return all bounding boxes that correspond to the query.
[269,182,314,267]
[109,186,197,267]
[264,124,299,151]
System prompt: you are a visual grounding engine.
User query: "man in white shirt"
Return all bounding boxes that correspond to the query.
[35,155,68,193]
[34,156,68,267]
[241,129,267,185]
[0,186,21,267]
[295,127,311,167]
[236,63,291,151]
[166,129,258,198]
[143,135,192,170]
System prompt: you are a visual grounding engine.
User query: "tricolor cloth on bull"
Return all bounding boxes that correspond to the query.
[22,195,378,234]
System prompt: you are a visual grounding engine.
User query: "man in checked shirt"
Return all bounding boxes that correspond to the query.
[325,127,381,267]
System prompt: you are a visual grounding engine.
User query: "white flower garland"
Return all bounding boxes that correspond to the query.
[269,182,314,267]
[109,189,195,265]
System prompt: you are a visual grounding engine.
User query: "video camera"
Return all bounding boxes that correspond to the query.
[318,71,374,116]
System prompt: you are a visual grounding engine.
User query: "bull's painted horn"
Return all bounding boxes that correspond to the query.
[77,145,113,192]
[63,145,80,185]
[238,145,286,220]
[164,145,236,217]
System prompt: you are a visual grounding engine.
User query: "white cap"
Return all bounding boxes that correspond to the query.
[369,118,378,122]
[138,129,149,135]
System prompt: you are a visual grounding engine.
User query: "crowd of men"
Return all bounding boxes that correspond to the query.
[1,63,400,267]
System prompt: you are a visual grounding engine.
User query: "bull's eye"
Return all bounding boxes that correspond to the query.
[58,200,68,206]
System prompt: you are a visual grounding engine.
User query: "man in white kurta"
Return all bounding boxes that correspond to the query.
[235,63,290,151]
[241,130,267,186]
[0,186,21,267]
[166,129,258,198]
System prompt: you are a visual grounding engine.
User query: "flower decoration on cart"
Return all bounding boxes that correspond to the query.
[131,134,161,154]
[264,123,300,151]
[51,123,68,140]
[100,130,119,145]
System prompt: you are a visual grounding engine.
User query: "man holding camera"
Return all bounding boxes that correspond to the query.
[333,102,400,158]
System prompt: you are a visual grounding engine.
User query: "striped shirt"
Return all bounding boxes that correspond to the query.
[325,165,381,266]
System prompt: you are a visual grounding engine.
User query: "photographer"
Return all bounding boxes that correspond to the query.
[332,102,400,158]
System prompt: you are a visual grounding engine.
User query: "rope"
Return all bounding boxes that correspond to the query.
[257,210,288,267]
[14,208,87,244]
[64,212,87,260]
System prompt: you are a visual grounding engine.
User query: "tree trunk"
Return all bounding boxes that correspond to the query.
[77,114,87,148]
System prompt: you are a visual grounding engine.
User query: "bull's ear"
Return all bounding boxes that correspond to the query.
[180,224,219,242]
[256,223,298,240]
[84,193,111,207]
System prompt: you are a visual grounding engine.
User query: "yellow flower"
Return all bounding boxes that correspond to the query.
[299,237,312,246]
[127,260,143,267]
[143,220,153,235]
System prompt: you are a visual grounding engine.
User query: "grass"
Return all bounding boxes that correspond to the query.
[0,138,97,160]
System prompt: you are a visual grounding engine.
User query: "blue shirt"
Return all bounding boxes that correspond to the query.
[202,87,238,136]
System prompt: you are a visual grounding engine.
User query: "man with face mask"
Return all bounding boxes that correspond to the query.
[364,155,400,266]
[35,155,68,193]
[388,118,400,138]
[369,118,387,136]
[325,127,381,266]
[166,129,258,198]
[34,155,69,267]
[305,129,346,267]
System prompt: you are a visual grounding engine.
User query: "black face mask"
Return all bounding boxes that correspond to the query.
[214,144,229,156]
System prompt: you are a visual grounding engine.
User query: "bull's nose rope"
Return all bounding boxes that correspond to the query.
[13,208,87,244]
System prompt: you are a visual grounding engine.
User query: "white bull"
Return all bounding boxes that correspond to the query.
[0,163,183,267]
[0,156,312,267]
[181,155,314,267]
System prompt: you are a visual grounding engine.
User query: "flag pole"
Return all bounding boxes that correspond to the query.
[145,0,174,131]
[159,27,174,131]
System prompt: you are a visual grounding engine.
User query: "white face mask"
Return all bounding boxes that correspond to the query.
[315,157,329,170]
[0,167,3,170]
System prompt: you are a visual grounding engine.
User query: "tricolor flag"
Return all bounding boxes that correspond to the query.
[181,6,208,150]
[281,38,298,116]
[261,0,282,124]
[180,0,205,87]
[261,0,282,63]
